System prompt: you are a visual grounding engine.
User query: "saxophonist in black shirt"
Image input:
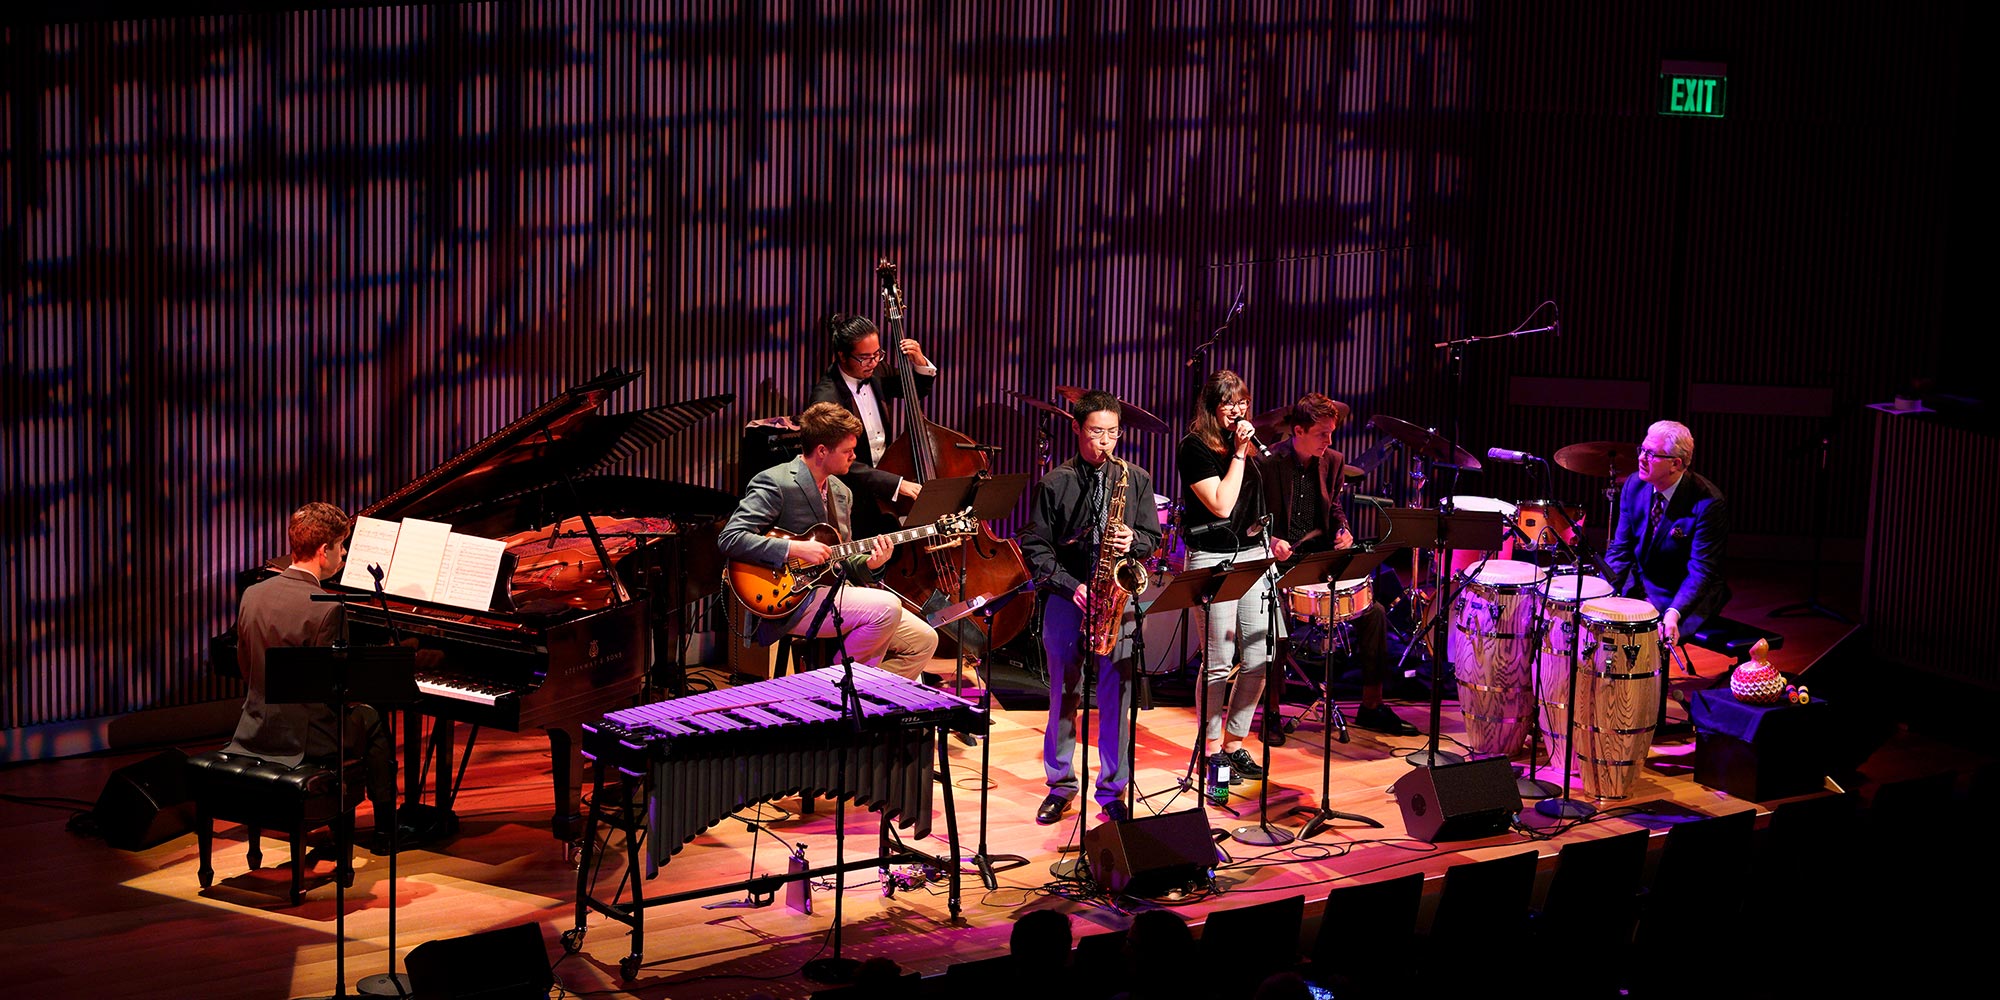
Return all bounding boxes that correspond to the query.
[1019,391,1161,826]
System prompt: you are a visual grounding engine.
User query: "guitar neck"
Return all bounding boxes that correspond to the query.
[832,522,939,559]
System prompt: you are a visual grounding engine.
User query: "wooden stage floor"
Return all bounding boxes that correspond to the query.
[0,561,1980,999]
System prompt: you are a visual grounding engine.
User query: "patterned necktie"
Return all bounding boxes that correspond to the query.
[1645,490,1667,548]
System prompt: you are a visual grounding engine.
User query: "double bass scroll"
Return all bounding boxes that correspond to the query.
[870,259,1032,655]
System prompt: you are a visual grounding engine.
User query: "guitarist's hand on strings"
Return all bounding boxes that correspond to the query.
[865,535,895,571]
[788,538,834,566]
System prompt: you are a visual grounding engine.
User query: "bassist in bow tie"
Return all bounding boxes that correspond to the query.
[719,402,940,680]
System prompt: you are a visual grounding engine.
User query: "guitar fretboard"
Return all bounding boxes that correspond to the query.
[830,522,944,559]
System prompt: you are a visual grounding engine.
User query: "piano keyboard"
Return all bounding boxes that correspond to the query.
[414,672,518,706]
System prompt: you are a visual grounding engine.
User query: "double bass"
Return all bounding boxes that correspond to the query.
[870,259,1032,655]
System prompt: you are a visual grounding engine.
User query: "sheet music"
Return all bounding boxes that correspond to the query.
[382,517,453,600]
[340,515,403,590]
[433,533,507,610]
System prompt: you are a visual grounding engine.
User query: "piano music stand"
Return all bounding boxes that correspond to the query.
[266,645,417,1000]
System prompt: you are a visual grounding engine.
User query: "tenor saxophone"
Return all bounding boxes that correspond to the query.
[1086,457,1150,655]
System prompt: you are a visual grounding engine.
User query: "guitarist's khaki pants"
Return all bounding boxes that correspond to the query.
[790,586,939,680]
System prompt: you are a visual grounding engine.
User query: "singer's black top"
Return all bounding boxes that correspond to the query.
[1176,433,1268,553]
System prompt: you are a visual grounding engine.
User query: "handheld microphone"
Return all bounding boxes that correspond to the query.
[1235,420,1272,457]
[1486,447,1542,465]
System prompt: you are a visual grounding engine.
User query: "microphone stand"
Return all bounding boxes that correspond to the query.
[1233,520,1293,846]
[1772,428,1851,623]
[801,562,864,985]
[356,568,412,999]
[1529,480,1605,822]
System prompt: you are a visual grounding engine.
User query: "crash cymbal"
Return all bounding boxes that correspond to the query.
[1053,386,1171,434]
[1005,389,1075,422]
[1369,414,1481,471]
[1553,440,1639,478]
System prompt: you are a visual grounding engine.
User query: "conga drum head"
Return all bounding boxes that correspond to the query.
[1459,558,1547,594]
[1544,573,1612,606]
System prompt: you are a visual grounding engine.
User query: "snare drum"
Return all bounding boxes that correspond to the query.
[1515,500,1584,552]
[1557,596,1663,799]
[1444,496,1517,575]
[1447,559,1546,757]
[1285,576,1374,625]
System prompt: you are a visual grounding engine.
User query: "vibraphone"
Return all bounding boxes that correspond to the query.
[567,663,987,978]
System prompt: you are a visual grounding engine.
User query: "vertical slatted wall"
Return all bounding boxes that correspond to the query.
[1864,411,1999,691]
[0,1,1477,737]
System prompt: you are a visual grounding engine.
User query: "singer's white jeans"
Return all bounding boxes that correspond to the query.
[1186,545,1281,744]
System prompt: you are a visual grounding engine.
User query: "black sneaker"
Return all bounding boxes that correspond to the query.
[1225,748,1267,780]
[1353,704,1421,737]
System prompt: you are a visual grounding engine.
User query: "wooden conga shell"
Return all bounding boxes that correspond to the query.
[1447,560,1546,757]
[1535,575,1614,775]
[1570,597,1663,799]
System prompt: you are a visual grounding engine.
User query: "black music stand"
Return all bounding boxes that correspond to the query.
[928,581,1035,890]
[1272,547,1399,840]
[266,645,417,1000]
[1380,506,1506,769]
[1137,558,1273,816]
[913,471,1030,698]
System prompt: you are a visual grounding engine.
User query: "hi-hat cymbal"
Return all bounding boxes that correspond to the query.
[1553,440,1639,478]
[1004,389,1074,422]
[1369,414,1481,471]
[1053,386,1171,434]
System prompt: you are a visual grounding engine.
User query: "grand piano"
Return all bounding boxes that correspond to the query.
[337,368,734,844]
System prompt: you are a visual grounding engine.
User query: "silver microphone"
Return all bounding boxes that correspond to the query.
[1235,420,1271,457]
[1486,446,1541,465]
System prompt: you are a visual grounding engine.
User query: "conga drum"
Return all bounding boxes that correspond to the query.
[1569,596,1664,799]
[1534,574,1614,775]
[1447,559,1546,757]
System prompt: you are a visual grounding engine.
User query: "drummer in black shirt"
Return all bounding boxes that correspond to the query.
[1176,370,1283,784]
[1256,393,1420,736]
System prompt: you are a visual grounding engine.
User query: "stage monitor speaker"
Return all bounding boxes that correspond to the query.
[90,748,194,850]
[405,922,554,1000]
[1392,757,1520,842]
[1083,807,1217,896]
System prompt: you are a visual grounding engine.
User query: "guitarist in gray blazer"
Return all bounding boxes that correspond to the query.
[720,402,939,679]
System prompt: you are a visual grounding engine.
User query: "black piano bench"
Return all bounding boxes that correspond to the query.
[185,750,366,905]
[1684,616,1785,666]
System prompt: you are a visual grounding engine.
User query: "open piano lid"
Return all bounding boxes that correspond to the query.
[359,368,734,523]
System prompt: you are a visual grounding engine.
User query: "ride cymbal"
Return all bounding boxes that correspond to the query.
[1553,440,1639,479]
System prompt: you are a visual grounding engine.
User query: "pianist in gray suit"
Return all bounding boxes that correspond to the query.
[225,502,397,820]
[719,402,939,679]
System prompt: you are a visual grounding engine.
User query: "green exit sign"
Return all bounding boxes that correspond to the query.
[1660,60,1727,118]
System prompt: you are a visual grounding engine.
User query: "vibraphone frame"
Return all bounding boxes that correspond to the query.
[564,706,975,980]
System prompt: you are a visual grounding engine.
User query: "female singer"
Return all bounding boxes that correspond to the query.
[1177,370,1280,789]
